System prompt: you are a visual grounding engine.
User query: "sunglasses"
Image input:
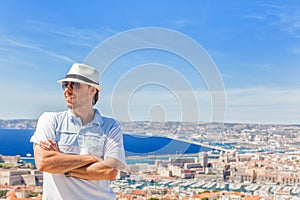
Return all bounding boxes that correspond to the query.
[62,81,81,90]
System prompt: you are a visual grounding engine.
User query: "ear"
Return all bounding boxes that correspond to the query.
[89,87,97,96]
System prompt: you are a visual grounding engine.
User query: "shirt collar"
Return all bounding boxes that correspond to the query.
[67,109,78,124]
[92,109,103,126]
[67,109,103,126]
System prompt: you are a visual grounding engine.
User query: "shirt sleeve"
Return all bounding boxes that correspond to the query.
[103,121,126,170]
[30,112,56,144]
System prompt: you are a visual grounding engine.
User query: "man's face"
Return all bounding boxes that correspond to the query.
[62,82,91,109]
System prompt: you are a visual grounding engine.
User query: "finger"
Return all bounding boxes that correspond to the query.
[51,145,58,151]
[39,143,50,150]
[40,141,52,149]
[48,139,59,151]
[40,141,47,145]
[48,139,57,148]
[47,139,56,145]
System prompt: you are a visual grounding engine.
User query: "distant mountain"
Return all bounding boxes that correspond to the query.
[0,119,37,129]
[0,119,299,133]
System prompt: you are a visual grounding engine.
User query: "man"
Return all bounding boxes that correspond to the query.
[30,63,126,200]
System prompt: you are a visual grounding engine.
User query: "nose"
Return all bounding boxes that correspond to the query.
[66,83,73,90]
[62,82,73,90]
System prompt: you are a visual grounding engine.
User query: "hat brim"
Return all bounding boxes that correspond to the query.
[57,78,103,91]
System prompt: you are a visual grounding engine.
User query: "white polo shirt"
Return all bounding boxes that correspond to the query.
[30,109,126,200]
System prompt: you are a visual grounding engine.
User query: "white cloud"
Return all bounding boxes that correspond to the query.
[98,88,212,122]
[243,15,265,21]
[26,20,107,47]
[253,3,300,37]
[225,87,300,124]
[6,39,75,63]
[170,19,193,28]
[97,86,300,124]
[0,82,65,119]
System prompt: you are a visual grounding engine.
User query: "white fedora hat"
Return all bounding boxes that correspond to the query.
[57,63,103,91]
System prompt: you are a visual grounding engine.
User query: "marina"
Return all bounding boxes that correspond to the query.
[244,183,260,192]
[291,187,300,195]
[228,183,243,191]
[215,182,226,190]
[111,178,300,198]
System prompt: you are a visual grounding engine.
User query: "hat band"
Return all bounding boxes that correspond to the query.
[65,74,99,85]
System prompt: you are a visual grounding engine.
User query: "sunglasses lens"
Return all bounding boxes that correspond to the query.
[62,82,81,90]
[73,82,81,90]
[62,82,68,90]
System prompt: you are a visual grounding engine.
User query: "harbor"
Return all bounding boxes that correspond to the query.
[111,178,300,199]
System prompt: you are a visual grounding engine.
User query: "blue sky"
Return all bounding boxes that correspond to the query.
[0,0,299,124]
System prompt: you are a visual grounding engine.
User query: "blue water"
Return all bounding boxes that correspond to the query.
[0,129,213,157]
[0,129,34,157]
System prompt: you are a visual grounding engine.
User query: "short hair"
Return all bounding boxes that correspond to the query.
[93,90,99,106]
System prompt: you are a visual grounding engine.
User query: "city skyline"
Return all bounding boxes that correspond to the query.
[0,1,299,124]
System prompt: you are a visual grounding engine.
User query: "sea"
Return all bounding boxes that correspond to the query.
[0,129,215,164]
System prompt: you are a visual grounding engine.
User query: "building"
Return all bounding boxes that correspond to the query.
[0,169,42,186]
[0,155,20,165]
[199,152,208,167]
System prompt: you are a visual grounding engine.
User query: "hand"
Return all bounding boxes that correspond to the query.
[39,139,59,152]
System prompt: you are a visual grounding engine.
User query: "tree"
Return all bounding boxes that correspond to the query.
[199,190,210,194]
[29,192,40,197]
[0,190,9,198]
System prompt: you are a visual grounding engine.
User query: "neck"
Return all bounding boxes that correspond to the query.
[71,107,95,126]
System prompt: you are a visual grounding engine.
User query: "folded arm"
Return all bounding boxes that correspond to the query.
[34,139,119,180]
[34,143,98,174]
[68,162,118,180]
